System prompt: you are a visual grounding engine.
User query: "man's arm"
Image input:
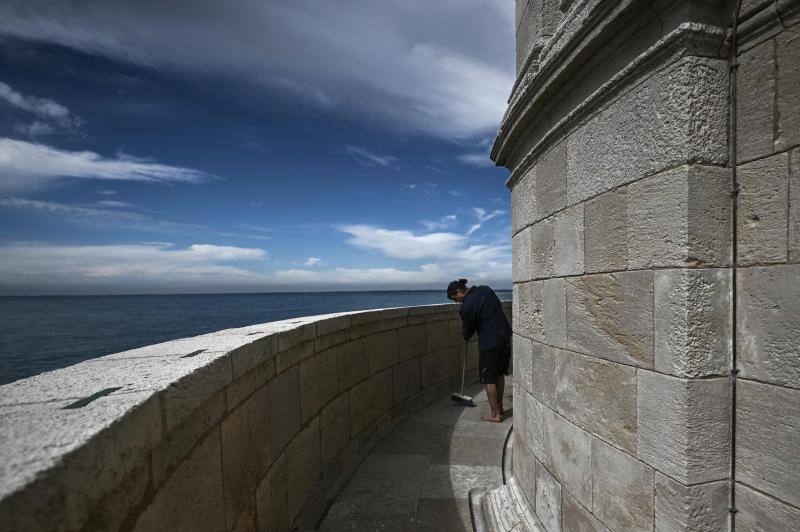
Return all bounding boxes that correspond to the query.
[461,308,476,341]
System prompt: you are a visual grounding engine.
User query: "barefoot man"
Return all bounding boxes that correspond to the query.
[447,278,511,422]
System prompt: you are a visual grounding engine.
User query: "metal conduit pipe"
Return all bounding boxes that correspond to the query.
[727,0,744,530]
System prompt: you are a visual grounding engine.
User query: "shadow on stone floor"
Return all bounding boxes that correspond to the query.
[317,381,513,531]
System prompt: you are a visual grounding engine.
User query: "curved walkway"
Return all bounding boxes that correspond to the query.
[318,382,513,531]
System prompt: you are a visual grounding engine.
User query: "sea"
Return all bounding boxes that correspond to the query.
[0,290,511,385]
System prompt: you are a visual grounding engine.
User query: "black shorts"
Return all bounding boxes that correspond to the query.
[479,342,511,384]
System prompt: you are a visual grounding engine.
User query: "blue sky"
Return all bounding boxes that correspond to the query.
[0,0,515,294]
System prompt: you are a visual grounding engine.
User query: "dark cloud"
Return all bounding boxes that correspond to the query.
[0,0,515,138]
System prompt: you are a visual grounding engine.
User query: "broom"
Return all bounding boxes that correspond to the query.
[451,344,476,407]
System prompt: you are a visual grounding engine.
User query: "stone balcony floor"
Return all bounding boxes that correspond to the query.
[318,382,513,531]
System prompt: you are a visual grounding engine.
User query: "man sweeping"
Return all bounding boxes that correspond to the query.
[447,278,511,422]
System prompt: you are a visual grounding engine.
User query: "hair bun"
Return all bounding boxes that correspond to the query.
[458,278,468,286]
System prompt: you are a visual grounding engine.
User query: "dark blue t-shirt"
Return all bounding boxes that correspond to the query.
[459,285,511,351]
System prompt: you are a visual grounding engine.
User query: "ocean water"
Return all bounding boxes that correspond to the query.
[0,290,511,385]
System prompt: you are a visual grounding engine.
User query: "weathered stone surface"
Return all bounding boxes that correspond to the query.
[316,314,351,337]
[513,227,533,283]
[542,278,566,348]
[278,323,316,352]
[133,429,224,532]
[737,379,800,507]
[161,353,233,433]
[790,148,800,262]
[566,57,728,204]
[566,271,654,368]
[655,269,731,378]
[267,366,300,458]
[230,335,277,380]
[398,324,426,361]
[531,219,556,279]
[231,496,256,532]
[637,371,729,484]
[421,464,503,499]
[257,452,288,532]
[585,187,627,273]
[553,204,584,276]
[514,334,533,393]
[366,330,398,374]
[536,141,567,219]
[320,393,350,466]
[513,430,536,508]
[426,321,451,353]
[152,388,225,487]
[227,360,274,410]
[393,358,421,404]
[513,166,537,233]
[535,460,562,532]
[562,491,610,532]
[515,281,543,340]
[736,482,800,532]
[738,153,790,265]
[526,396,592,507]
[531,342,555,407]
[286,417,321,518]
[737,39,776,161]
[83,462,149,532]
[737,265,800,388]
[221,386,270,529]
[555,350,637,453]
[350,369,393,435]
[592,438,654,532]
[776,26,800,151]
[276,341,314,375]
[627,165,730,269]
[654,473,728,532]
[421,347,459,388]
[315,328,350,353]
[337,339,368,391]
[299,348,339,423]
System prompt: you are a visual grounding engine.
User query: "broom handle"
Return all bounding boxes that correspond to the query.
[460,345,467,394]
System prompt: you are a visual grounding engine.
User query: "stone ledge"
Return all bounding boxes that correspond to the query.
[0,302,503,531]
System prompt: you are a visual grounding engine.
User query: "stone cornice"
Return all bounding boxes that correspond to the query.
[497,21,727,189]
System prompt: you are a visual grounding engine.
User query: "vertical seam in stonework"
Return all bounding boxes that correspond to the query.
[773,38,781,149]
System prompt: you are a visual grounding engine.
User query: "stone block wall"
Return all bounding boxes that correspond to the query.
[500,0,799,530]
[0,302,509,531]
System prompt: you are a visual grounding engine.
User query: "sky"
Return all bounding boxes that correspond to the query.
[0,0,516,295]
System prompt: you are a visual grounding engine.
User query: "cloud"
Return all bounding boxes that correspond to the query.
[456,152,494,167]
[0,197,148,222]
[338,223,510,280]
[304,257,322,267]
[341,225,465,260]
[0,0,514,139]
[95,200,130,208]
[421,214,458,231]
[0,81,83,136]
[343,145,399,168]
[473,207,505,223]
[0,242,270,293]
[0,138,214,192]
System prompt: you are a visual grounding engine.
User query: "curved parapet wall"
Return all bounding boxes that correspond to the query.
[0,302,511,531]
[499,0,799,531]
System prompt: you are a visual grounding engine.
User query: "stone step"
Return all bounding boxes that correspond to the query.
[469,476,545,532]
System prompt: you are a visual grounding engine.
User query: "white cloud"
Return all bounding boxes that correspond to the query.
[341,225,465,260]
[0,0,514,139]
[95,200,130,208]
[13,121,56,137]
[456,152,494,167]
[466,224,482,236]
[338,223,510,281]
[0,138,213,192]
[343,145,399,168]
[304,257,322,267]
[0,197,148,222]
[0,242,270,293]
[421,214,458,231]
[473,207,505,223]
[0,81,83,136]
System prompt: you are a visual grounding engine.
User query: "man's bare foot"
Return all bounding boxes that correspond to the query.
[483,413,502,423]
